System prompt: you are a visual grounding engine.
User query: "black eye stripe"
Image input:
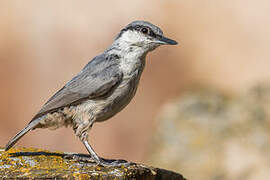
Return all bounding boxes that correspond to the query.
[141,27,149,34]
[116,25,159,40]
[149,30,156,38]
[140,27,156,38]
[122,25,158,38]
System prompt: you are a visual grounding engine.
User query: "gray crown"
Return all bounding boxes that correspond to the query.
[115,20,164,40]
[124,20,163,36]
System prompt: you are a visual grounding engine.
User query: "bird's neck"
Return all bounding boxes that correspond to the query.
[107,38,148,57]
[105,40,147,75]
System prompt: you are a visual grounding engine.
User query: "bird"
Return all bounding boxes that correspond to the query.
[5,20,177,166]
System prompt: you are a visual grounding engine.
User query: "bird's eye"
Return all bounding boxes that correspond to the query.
[141,27,149,34]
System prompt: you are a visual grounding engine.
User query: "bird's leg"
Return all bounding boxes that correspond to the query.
[76,119,102,163]
[68,119,131,166]
[64,135,130,166]
[82,139,101,164]
[65,120,100,163]
[64,120,97,163]
[82,139,132,166]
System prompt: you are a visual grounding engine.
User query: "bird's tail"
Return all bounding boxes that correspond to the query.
[5,119,40,151]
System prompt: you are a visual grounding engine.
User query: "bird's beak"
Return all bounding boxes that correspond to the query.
[155,36,178,45]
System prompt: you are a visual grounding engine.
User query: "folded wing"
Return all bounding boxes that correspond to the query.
[31,54,123,121]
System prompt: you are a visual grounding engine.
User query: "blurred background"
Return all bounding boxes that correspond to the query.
[1,0,270,179]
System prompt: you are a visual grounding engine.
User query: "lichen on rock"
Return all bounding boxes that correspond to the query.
[0,147,185,179]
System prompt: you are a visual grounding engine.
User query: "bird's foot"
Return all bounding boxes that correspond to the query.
[98,158,134,167]
[63,153,134,167]
[63,153,95,163]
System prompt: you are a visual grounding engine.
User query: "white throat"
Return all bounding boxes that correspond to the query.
[107,31,150,75]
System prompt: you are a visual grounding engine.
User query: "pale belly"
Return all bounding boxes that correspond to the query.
[37,72,142,130]
[77,76,139,123]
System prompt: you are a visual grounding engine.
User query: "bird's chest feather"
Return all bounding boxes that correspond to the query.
[92,57,145,122]
[72,53,146,123]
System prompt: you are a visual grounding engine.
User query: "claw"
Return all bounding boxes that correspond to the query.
[63,153,95,163]
[63,153,133,167]
[98,158,133,167]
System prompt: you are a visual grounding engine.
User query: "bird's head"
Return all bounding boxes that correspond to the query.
[114,21,178,53]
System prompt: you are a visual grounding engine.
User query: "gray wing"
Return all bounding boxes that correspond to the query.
[31,54,122,120]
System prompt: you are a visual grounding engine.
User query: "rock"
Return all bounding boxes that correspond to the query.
[147,86,270,180]
[0,147,185,180]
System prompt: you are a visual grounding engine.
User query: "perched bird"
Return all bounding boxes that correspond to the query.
[5,20,177,166]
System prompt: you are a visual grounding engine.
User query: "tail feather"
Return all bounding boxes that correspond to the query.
[5,119,40,151]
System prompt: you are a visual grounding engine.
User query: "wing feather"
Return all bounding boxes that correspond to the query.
[31,54,122,120]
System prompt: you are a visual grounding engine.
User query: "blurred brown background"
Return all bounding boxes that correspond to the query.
[0,0,270,169]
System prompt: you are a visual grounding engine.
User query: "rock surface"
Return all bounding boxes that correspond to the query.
[148,86,270,180]
[0,147,185,180]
